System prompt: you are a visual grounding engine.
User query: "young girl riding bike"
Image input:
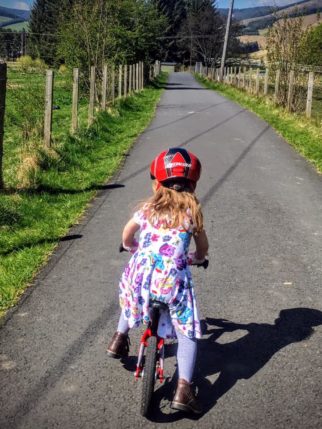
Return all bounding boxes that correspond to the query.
[107,147,209,414]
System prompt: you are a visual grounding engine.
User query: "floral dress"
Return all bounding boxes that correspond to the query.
[119,209,201,339]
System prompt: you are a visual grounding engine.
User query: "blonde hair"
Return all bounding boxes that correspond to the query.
[138,182,204,233]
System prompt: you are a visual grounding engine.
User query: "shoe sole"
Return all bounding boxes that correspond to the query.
[171,401,202,414]
[106,350,122,359]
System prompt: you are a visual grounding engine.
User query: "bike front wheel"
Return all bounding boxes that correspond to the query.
[140,335,157,417]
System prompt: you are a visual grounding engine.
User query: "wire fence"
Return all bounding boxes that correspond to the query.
[196,63,322,127]
[0,60,161,189]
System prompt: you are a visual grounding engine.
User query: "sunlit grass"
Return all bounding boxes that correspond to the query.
[0,73,167,316]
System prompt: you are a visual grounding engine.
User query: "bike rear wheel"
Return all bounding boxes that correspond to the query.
[140,335,157,416]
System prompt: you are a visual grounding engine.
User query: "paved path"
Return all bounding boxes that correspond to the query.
[1,73,322,429]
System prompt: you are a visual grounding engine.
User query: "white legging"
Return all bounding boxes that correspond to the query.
[117,311,197,382]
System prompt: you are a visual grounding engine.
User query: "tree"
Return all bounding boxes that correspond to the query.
[154,0,187,62]
[57,0,167,83]
[299,23,322,66]
[267,14,307,109]
[0,29,21,60]
[178,0,224,66]
[28,0,58,64]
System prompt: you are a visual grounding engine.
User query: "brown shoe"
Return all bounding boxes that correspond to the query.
[171,378,203,414]
[106,332,130,359]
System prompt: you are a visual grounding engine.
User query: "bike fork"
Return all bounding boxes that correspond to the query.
[135,328,165,383]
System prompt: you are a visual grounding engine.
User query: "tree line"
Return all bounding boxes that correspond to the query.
[1,0,243,72]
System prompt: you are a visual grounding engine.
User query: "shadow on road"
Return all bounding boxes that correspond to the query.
[34,183,125,195]
[164,87,210,91]
[120,108,247,185]
[147,307,322,423]
[0,234,83,257]
[145,100,229,134]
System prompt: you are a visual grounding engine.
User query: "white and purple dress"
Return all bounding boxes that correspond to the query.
[119,209,201,339]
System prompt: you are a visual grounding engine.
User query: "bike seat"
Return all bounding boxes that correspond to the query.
[150,300,168,312]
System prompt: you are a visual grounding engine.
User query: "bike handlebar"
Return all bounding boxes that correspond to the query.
[119,244,209,269]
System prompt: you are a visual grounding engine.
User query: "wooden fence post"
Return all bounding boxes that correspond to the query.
[306,72,314,119]
[255,69,260,95]
[129,64,132,94]
[123,64,127,98]
[287,70,295,111]
[71,68,79,133]
[138,62,141,89]
[133,64,136,91]
[88,66,95,126]
[0,63,7,189]
[136,63,139,91]
[264,68,269,96]
[141,62,144,89]
[101,64,108,110]
[118,65,122,99]
[274,69,280,103]
[111,66,115,104]
[44,69,54,146]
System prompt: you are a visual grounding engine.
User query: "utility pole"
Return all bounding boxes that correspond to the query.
[220,0,234,82]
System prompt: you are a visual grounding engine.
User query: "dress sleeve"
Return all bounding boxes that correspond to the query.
[133,210,145,227]
[185,209,195,233]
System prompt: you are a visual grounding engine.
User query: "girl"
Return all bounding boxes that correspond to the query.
[107,148,209,414]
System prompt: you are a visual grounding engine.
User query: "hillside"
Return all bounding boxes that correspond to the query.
[237,0,321,34]
[3,21,29,31]
[241,0,320,25]
[0,6,30,29]
[239,12,321,57]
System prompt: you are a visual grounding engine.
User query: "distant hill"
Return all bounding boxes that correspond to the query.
[0,5,30,29]
[219,0,321,35]
[219,6,276,21]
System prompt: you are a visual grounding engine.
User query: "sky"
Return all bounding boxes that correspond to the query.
[0,0,32,10]
[0,0,305,11]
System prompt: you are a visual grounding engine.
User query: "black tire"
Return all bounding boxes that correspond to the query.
[140,335,157,417]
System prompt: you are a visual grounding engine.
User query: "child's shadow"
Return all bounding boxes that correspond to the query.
[148,307,322,422]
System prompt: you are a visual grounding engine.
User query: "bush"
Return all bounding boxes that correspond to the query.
[16,55,47,72]
[16,55,34,72]
[58,64,68,74]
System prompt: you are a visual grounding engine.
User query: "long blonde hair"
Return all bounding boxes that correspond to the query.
[139,182,204,233]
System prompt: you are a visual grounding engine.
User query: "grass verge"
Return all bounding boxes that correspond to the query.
[0,73,167,316]
[196,74,322,174]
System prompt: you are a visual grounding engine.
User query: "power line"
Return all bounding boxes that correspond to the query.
[156,33,224,40]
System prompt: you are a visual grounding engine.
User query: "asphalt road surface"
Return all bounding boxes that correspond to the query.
[1,73,322,429]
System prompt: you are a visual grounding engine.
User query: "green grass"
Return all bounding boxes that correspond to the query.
[0,72,167,315]
[196,74,322,173]
[0,16,11,23]
[2,21,29,31]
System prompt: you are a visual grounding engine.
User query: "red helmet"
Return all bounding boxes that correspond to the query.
[150,148,201,189]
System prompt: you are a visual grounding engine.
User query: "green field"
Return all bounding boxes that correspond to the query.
[2,20,29,31]
[0,15,12,24]
[0,68,166,315]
